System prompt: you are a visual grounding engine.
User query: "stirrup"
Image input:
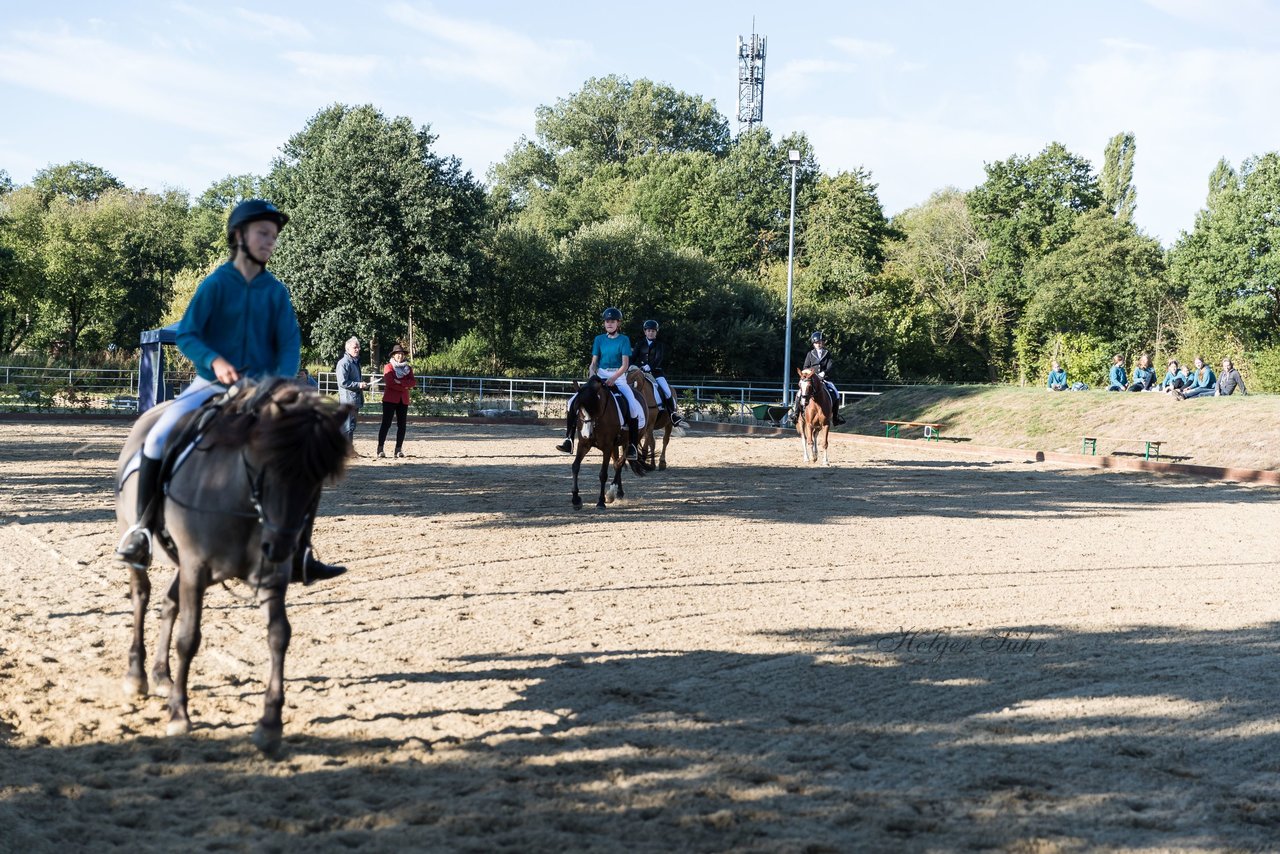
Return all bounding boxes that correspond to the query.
[115,524,153,569]
[626,443,638,461]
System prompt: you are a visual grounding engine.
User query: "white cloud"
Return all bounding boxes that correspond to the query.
[233,8,312,42]
[283,51,381,82]
[1053,40,1280,242]
[385,2,589,97]
[830,37,895,60]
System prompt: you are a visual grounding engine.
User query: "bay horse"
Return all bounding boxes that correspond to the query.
[570,376,645,508]
[628,366,675,471]
[114,377,352,754]
[795,368,833,466]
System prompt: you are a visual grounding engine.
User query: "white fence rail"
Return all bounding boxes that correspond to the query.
[1,366,880,422]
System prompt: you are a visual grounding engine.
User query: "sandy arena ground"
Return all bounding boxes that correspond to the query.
[1,419,1279,852]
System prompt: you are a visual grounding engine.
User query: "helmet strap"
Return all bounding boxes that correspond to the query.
[235,227,269,269]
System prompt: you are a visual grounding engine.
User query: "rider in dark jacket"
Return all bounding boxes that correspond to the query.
[633,320,686,427]
[791,331,846,425]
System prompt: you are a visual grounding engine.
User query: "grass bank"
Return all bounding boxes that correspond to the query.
[839,386,1280,471]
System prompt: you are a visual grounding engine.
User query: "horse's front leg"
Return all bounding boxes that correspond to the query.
[122,566,151,698]
[166,564,206,736]
[800,422,812,463]
[820,424,830,466]
[659,426,670,471]
[149,571,180,697]
[596,446,610,508]
[612,446,625,500]
[571,445,585,508]
[252,575,290,756]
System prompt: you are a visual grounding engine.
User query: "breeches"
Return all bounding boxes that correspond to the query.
[597,369,644,427]
[655,375,674,400]
[142,377,224,459]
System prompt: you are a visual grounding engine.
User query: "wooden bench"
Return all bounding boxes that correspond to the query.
[1081,436,1165,461]
[881,420,945,441]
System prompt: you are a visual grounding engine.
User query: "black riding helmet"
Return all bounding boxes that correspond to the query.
[227,199,289,235]
[811,331,824,343]
[602,307,623,321]
[643,320,659,331]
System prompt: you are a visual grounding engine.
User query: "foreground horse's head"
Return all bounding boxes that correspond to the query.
[207,378,352,564]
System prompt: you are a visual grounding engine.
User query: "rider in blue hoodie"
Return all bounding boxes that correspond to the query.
[117,200,341,582]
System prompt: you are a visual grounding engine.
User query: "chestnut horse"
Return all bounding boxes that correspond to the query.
[570,376,646,508]
[627,366,672,471]
[114,378,351,754]
[795,368,833,465]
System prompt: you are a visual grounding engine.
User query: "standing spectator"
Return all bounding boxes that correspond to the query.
[336,337,370,448]
[377,343,414,458]
[1215,358,1248,396]
[1107,354,1127,392]
[1129,353,1156,391]
[1047,361,1067,391]
[1180,356,1216,399]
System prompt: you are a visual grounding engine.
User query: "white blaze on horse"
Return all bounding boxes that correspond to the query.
[115,378,351,754]
[795,368,833,466]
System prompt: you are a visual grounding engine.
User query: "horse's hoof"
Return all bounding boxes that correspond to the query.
[658,461,666,471]
[166,718,191,737]
[596,501,606,509]
[571,495,582,507]
[151,678,172,698]
[252,724,283,757]
[121,674,148,698]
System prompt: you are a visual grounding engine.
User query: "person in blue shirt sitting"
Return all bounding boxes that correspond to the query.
[554,307,645,460]
[1160,359,1184,392]
[1179,356,1216,398]
[1107,354,1127,391]
[1128,353,1156,391]
[1047,361,1067,391]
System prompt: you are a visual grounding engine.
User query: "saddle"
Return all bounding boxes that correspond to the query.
[126,388,239,564]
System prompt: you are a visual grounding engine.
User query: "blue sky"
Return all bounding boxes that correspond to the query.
[4,0,1280,245]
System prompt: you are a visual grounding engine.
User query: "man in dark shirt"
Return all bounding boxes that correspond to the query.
[1215,358,1248,396]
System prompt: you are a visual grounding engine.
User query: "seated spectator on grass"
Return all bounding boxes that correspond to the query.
[1215,358,1247,396]
[1180,356,1216,399]
[297,367,319,389]
[1107,354,1127,391]
[1160,359,1184,392]
[1047,361,1067,391]
[1129,353,1156,391]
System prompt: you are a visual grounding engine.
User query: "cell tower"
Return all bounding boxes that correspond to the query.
[737,28,766,133]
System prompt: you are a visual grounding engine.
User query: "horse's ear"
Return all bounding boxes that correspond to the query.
[572,380,580,390]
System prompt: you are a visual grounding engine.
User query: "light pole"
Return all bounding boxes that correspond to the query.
[782,149,800,406]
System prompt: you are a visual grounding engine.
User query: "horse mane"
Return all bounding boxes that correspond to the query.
[206,377,350,483]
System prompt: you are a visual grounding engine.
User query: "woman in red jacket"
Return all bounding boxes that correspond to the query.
[377,343,414,458]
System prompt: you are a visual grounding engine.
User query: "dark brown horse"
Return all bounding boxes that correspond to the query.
[628,366,675,471]
[795,368,833,465]
[114,378,351,754]
[570,376,645,508]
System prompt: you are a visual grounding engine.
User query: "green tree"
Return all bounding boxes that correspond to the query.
[0,187,43,354]
[886,189,1005,380]
[35,190,132,357]
[114,189,192,346]
[473,223,561,373]
[1100,132,1137,222]
[32,161,125,204]
[1168,152,1280,349]
[535,74,729,166]
[267,104,487,362]
[1017,209,1166,384]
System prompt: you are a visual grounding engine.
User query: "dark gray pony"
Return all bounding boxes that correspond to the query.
[115,377,351,754]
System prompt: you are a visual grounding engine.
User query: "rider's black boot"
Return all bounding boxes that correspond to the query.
[292,547,347,584]
[626,417,640,461]
[556,400,576,453]
[116,455,162,568]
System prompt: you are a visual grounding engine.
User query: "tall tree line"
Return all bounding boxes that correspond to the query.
[2,84,1278,391]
